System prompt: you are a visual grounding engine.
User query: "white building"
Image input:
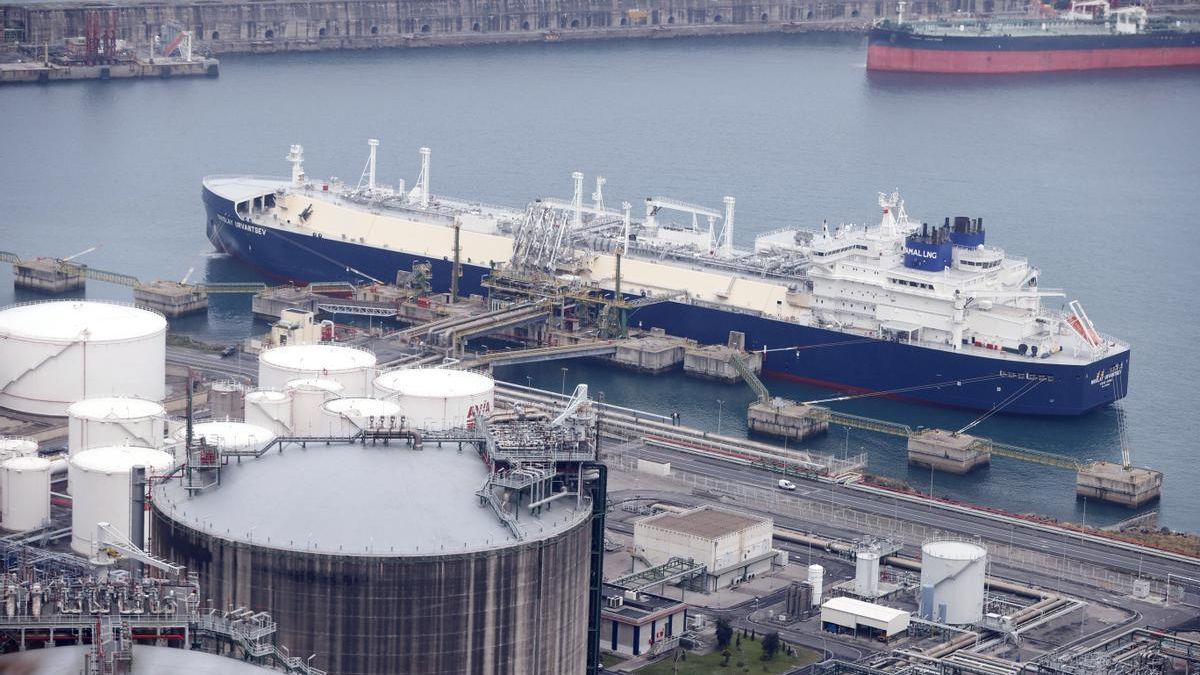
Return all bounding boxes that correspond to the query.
[820,596,910,641]
[634,506,775,591]
[600,584,688,658]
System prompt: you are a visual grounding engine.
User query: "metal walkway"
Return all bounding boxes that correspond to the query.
[476,340,620,367]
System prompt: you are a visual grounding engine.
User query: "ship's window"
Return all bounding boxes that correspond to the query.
[265,29,275,39]
[211,31,220,40]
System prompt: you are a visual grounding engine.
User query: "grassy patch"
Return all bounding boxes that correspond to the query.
[636,640,821,675]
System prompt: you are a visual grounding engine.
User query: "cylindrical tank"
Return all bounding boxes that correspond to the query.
[69,446,174,555]
[259,344,377,396]
[854,551,880,598]
[0,301,167,416]
[151,440,592,675]
[245,390,292,436]
[173,422,275,454]
[373,369,494,431]
[67,397,166,456]
[319,398,403,436]
[807,564,824,607]
[285,379,344,436]
[1,456,51,531]
[0,437,39,460]
[209,381,246,421]
[920,540,987,624]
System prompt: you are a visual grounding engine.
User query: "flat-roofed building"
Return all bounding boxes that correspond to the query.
[600,584,688,658]
[634,506,775,591]
[820,596,910,641]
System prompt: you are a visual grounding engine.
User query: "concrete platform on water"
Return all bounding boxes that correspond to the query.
[747,399,829,442]
[906,428,990,474]
[1076,461,1162,507]
[610,331,688,373]
[133,281,209,318]
[683,343,763,383]
[11,259,84,293]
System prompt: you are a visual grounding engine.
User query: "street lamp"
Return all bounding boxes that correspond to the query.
[561,367,568,396]
[526,375,533,389]
[716,399,724,435]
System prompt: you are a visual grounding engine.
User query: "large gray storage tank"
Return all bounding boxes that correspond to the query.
[151,440,592,675]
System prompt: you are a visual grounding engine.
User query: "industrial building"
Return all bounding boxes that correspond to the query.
[151,385,605,675]
[634,505,775,591]
[820,596,910,641]
[600,584,688,658]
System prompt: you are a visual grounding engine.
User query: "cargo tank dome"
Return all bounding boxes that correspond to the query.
[259,343,376,396]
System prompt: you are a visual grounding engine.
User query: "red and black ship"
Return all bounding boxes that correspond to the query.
[867,0,1200,73]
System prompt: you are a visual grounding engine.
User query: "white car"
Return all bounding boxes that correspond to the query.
[777,479,797,491]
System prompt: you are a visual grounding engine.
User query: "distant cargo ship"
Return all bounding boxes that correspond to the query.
[867,0,1200,74]
[203,142,1130,416]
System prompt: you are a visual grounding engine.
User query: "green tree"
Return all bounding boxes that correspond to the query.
[715,618,734,650]
[761,632,781,660]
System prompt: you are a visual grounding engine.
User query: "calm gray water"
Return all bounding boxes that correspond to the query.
[2,35,1198,529]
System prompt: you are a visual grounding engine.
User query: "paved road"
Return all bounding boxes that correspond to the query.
[620,444,1200,584]
[165,345,257,381]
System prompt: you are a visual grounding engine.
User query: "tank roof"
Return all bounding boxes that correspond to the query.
[260,343,376,371]
[922,540,987,560]
[67,397,164,420]
[0,301,166,342]
[2,455,50,471]
[0,645,282,674]
[71,446,174,474]
[322,397,401,417]
[175,422,274,449]
[153,442,588,556]
[374,368,494,397]
[285,377,344,393]
[246,389,289,402]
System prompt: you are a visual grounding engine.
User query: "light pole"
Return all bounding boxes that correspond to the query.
[526,375,533,389]
[716,399,724,435]
[560,367,568,396]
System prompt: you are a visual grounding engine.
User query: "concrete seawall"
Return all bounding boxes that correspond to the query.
[1,0,1052,56]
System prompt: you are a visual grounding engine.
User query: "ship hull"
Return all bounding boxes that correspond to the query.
[204,186,1128,416]
[867,27,1200,73]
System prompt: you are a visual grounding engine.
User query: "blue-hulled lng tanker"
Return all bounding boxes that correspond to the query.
[203,142,1130,416]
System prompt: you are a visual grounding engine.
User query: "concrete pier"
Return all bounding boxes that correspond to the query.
[907,428,991,474]
[0,57,219,85]
[133,281,209,318]
[252,287,320,320]
[1076,461,1162,507]
[12,258,84,293]
[683,343,763,383]
[611,332,687,373]
[747,399,829,442]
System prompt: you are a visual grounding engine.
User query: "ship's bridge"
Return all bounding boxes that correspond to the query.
[203,176,289,217]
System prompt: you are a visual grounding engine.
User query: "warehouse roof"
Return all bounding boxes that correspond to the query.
[638,506,768,540]
[822,596,909,623]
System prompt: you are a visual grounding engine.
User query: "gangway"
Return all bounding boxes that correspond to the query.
[475,340,620,367]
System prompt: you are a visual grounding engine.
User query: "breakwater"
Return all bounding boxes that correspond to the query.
[0,0,1028,55]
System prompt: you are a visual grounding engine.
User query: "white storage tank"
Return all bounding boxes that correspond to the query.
[0,437,38,459]
[854,551,881,598]
[67,397,166,456]
[1,455,51,532]
[174,422,275,454]
[69,446,174,555]
[286,379,344,436]
[259,344,377,397]
[920,540,987,625]
[0,301,167,416]
[209,381,246,421]
[245,390,293,436]
[373,369,494,431]
[807,564,825,607]
[320,398,403,436]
